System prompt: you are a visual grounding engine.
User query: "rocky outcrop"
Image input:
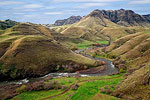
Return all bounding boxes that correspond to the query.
[88,9,150,26]
[143,14,150,22]
[54,16,82,26]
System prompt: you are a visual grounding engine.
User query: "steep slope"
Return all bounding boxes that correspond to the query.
[0,23,101,81]
[51,9,150,44]
[112,63,150,100]
[105,30,150,99]
[89,9,150,26]
[143,14,150,22]
[53,16,82,26]
[106,30,150,61]
[61,16,116,41]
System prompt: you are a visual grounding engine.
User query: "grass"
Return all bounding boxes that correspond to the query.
[11,90,63,100]
[0,29,5,34]
[11,74,123,100]
[104,29,150,99]
[76,40,109,49]
[76,41,93,49]
[91,93,120,100]
[96,41,108,45]
[50,77,77,86]
[71,75,123,100]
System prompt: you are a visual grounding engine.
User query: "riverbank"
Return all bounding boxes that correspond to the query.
[0,47,119,100]
[0,47,118,85]
[10,74,124,100]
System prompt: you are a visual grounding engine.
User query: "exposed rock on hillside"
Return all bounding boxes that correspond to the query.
[88,9,150,26]
[54,16,82,26]
[144,14,150,22]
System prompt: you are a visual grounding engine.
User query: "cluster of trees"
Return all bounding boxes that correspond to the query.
[0,19,18,30]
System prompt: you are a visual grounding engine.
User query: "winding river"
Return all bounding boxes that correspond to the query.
[74,48,118,76]
[0,48,118,85]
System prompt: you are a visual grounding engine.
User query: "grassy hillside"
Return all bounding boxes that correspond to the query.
[50,29,109,50]
[105,29,150,99]
[106,29,150,62]
[112,63,150,100]
[51,16,148,49]
[0,23,100,81]
[61,16,114,41]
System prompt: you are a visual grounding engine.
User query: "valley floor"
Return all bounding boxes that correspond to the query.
[7,45,123,100]
[10,74,123,100]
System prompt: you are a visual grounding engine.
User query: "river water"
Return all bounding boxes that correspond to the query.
[74,49,118,76]
[0,48,118,85]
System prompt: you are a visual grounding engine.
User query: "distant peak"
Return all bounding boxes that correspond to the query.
[53,16,82,26]
[87,9,150,26]
[119,8,125,11]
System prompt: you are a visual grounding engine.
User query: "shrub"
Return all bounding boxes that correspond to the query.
[119,68,126,73]
[16,85,26,93]
[61,86,67,90]
[100,85,115,94]
[44,82,56,90]
[0,63,3,71]
[26,81,45,91]
[71,46,78,51]
[68,80,72,83]
[72,84,79,90]
[26,80,62,91]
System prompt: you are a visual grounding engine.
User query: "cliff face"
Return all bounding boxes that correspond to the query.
[143,14,150,22]
[54,16,82,26]
[88,9,150,26]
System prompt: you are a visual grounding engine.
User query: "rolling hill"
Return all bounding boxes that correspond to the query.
[51,9,150,46]
[105,30,150,99]
[0,23,101,81]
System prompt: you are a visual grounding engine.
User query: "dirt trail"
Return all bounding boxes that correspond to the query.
[40,76,121,100]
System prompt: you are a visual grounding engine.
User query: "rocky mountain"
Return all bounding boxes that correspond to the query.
[54,16,82,26]
[54,9,148,45]
[88,9,150,26]
[143,14,150,22]
[0,19,18,30]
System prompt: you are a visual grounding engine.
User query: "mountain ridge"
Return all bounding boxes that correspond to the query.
[87,9,150,26]
[53,16,82,26]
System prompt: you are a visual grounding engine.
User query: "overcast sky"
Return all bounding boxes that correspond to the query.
[0,0,150,24]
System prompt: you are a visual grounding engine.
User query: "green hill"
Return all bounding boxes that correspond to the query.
[0,23,100,81]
